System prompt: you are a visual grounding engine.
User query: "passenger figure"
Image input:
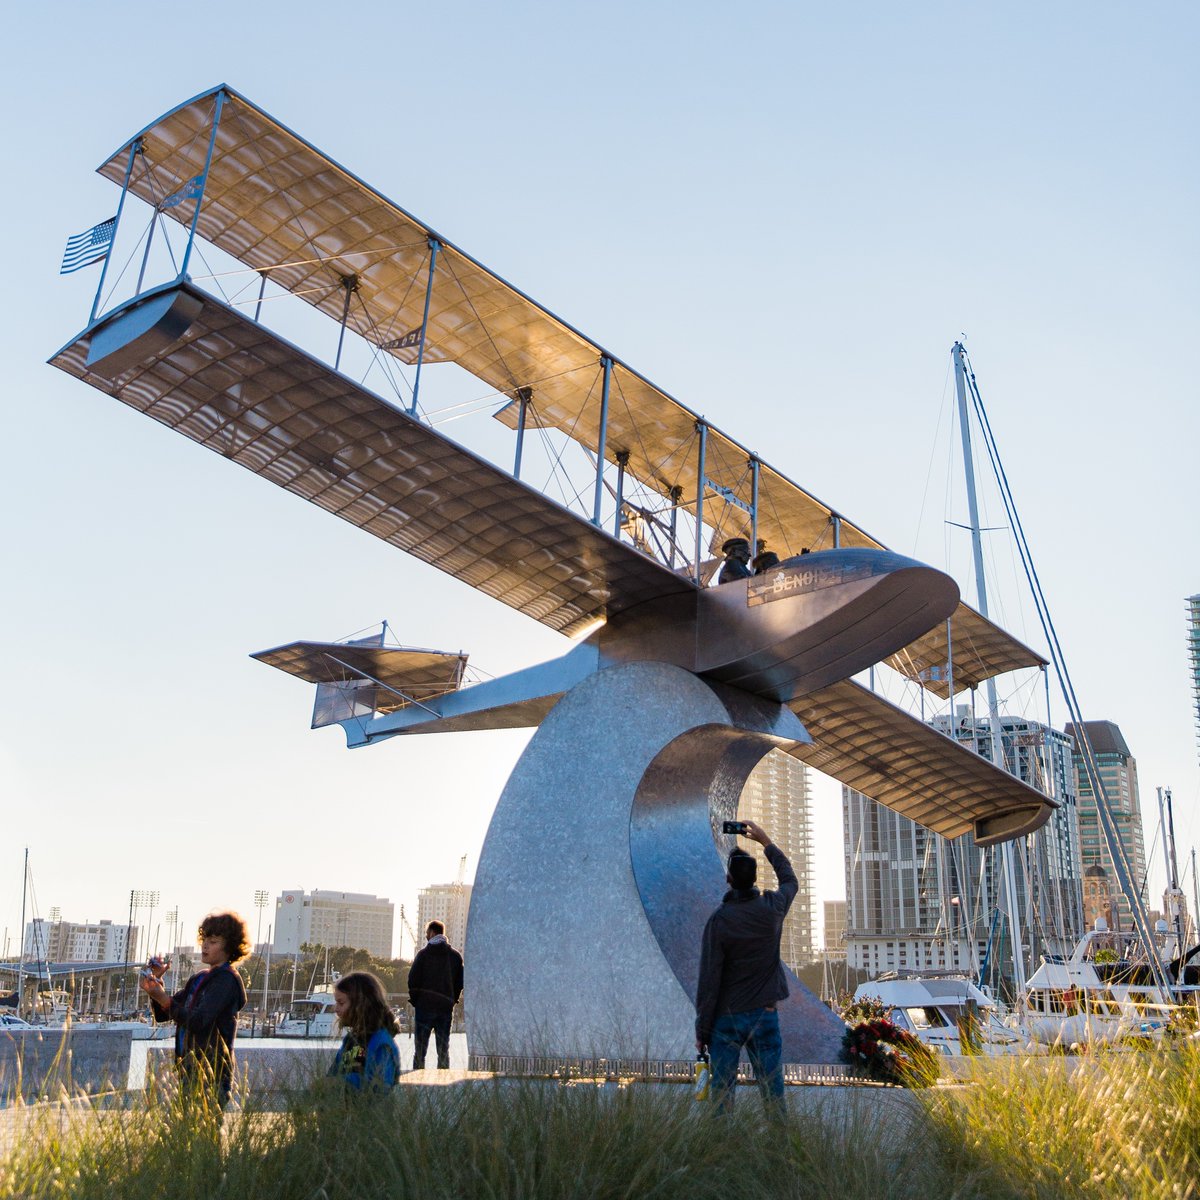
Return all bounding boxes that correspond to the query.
[694,820,797,1115]
[751,550,780,574]
[329,971,400,1092]
[140,911,249,1108]
[406,920,464,1070]
[717,537,753,583]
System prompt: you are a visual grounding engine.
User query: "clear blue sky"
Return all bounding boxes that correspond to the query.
[3,2,1197,958]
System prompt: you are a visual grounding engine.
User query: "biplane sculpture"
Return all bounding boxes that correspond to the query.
[50,86,1053,1066]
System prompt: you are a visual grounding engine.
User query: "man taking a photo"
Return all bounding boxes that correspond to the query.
[694,819,797,1114]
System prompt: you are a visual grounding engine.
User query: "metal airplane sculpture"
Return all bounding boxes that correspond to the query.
[50,86,1054,1066]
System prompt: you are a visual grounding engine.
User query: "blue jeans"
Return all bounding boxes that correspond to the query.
[708,1006,784,1115]
[413,1008,452,1069]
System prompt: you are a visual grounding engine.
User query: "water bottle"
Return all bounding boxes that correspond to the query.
[693,1052,710,1101]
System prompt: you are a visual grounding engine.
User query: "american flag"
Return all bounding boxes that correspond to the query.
[60,216,117,275]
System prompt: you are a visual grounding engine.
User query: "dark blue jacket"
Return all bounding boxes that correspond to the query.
[151,962,247,1094]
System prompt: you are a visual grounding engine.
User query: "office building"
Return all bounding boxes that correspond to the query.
[273,889,394,959]
[1188,595,1200,764]
[736,749,817,969]
[22,918,137,963]
[417,883,473,953]
[823,899,847,956]
[1065,721,1148,935]
[844,710,1084,980]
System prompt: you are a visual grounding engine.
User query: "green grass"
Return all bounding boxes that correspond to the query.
[3,1042,1199,1200]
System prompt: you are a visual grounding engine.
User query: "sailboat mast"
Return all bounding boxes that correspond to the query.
[16,849,27,1019]
[952,343,1027,995]
[1160,787,1184,970]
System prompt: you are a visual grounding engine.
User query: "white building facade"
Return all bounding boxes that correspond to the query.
[22,918,137,963]
[272,889,395,959]
[417,883,472,953]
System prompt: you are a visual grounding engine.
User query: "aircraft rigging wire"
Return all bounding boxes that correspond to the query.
[912,356,955,560]
[92,221,153,315]
[427,397,511,427]
[531,377,599,511]
[534,367,602,506]
[183,238,233,307]
[229,101,335,296]
[531,421,576,508]
[439,253,521,395]
[351,287,412,407]
[609,369,673,498]
[370,254,425,350]
[755,472,802,559]
[421,362,591,424]
[228,282,342,307]
[185,241,430,284]
[141,115,226,294]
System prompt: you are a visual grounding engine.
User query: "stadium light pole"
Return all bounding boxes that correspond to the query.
[253,890,270,1010]
[254,891,270,953]
[121,888,151,1014]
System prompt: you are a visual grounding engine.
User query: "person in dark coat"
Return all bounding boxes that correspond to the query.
[717,537,752,583]
[406,920,464,1070]
[140,911,249,1107]
[694,820,796,1115]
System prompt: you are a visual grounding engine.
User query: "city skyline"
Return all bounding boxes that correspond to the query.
[3,5,1197,953]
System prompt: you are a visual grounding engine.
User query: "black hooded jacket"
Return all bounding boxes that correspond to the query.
[407,938,464,1014]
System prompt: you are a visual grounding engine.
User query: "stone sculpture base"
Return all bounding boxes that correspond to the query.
[465,661,847,1065]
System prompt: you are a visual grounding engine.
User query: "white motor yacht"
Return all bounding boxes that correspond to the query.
[1020,919,1200,1049]
[274,989,340,1038]
[853,972,1039,1057]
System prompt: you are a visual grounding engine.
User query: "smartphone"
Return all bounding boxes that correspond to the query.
[722,820,749,835]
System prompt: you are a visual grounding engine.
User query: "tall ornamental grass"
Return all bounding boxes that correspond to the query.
[2,1040,1198,1199]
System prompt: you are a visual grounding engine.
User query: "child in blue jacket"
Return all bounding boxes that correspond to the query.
[329,971,400,1092]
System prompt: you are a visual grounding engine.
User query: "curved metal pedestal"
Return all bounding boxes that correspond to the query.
[465,661,847,1065]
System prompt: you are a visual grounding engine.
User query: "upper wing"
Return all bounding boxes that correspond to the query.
[80,85,1044,689]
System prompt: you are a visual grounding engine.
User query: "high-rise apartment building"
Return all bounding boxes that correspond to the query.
[736,749,816,969]
[417,883,473,953]
[1065,721,1148,934]
[273,889,394,959]
[844,711,1084,981]
[1188,595,1200,764]
[22,918,137,963]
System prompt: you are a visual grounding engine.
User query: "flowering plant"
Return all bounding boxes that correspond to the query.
[841,1017,939,1087]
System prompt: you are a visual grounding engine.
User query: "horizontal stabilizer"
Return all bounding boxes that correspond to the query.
[253,639,467,728]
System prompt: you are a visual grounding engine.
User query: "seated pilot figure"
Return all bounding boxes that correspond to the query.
[718,537,753,583]
[752,550,780,574]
